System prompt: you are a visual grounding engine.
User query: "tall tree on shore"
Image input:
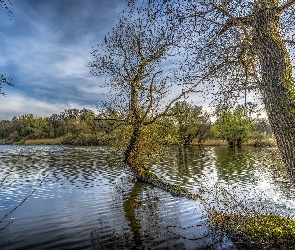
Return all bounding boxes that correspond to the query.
[143,0,295,182]
[215,106,254,147]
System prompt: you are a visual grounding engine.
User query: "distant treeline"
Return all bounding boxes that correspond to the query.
[0,104,273,146]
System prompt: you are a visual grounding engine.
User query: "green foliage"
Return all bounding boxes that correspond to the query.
[244,214,295,244]
[171,101,211,145]
[95,111,180,163]
[100,124,133,148]
[209,125,220,139]
[14,137,27,145]
[0,108,105,145]
[0,114,53,143]
[139,117,179,159]
[60,133,101,146]
[215,106,254,147]
[227,214,295,248]
[0,106,275,149]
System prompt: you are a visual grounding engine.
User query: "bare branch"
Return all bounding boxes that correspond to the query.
[278,0,295,14]
[0,170,50,225]
[143,60,227,126]
[218,13,254,40]
[284,39,295,45]
[141,71,162,121]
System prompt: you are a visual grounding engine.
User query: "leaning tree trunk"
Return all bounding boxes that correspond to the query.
[123,124,199,199]
[123,124,147,179]
[253,7,295,181]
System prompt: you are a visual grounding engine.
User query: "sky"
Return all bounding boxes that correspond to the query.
[0,0,269,120]
[0,0,128,120]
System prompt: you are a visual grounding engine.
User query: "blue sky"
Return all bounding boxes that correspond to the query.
[0,0,127,120]
[0,0,270,120]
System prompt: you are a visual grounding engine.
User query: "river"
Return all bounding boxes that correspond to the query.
[0,145,295,249]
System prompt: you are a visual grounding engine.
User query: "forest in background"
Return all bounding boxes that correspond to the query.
[0,102,273,147]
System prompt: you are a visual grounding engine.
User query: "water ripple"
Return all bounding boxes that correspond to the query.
[0,145,293,249]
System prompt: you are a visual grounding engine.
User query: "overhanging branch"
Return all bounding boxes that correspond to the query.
[214,3,254,40]
[278,0,295,14]
[284,39,295,45]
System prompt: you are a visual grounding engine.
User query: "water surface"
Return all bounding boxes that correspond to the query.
[0,145,294,249]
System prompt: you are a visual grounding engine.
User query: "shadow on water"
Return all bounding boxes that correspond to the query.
[89,177,237,249]
[123,181,144,249]
[88,178,186,249]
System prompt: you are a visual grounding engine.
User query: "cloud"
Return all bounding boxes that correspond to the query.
[0,0,125,119]
[0,0,269,121]
[0,93,97,120]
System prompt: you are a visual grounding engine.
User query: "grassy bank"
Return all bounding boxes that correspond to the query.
[7,136,277,147]
[212,213,295,249]
[191,138,277,147]
[23,138,59,145]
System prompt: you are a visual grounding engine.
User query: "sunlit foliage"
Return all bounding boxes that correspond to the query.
[215,106,254,147]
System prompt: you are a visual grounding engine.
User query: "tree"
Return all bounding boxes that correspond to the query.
[89,9,202,198]
[0,0,13,96]
[143,0,295,181]
[0,0,13,16]
[0,74,13,96]
[172,101,211,145]
[215,106,254,147]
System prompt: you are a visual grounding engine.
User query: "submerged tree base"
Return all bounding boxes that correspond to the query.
[126,164,200,200]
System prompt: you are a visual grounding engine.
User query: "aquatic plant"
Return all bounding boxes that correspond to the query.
[204,183,295,249]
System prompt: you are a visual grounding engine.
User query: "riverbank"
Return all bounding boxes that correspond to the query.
[6,137,277,147]
[23,138,59,145]
[213,213,295,249]
[191,138,277,147]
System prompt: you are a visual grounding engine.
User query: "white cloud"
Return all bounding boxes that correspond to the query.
[0,93,97,120]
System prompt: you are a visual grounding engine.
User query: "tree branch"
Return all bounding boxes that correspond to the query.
[94,117,127,122]
[284,39,295,45]
[215,3,253,40]
[141,71,162,121]
[278,0,295,14]
[143,60,227,126]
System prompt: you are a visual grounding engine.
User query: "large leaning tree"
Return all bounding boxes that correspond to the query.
[142,0,295,182]
[89,8,208,199]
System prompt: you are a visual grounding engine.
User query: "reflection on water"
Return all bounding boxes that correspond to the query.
[0,145,294,249]
[123,182,143,248]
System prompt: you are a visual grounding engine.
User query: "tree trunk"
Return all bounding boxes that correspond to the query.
[123,124,199,199]
[122,67,199,199]
[253,7,295,181]
[237,139,242,148]
[228,141,235,148]
[123,124,147,179]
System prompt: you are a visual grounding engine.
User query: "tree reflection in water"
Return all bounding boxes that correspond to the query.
[123,181,144,248]
[89,174,235,249]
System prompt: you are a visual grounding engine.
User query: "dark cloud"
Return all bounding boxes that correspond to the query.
[11,0,124,44]
[0,0,218,120]
[0,0,126,119]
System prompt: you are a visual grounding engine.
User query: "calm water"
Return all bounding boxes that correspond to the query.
[0,145,295,249]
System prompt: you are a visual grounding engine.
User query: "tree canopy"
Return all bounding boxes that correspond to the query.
[216,106,254,147]
[133,0,295,181]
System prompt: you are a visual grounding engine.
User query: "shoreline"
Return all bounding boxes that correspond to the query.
[191,138,277,147]
[0,138,277,148]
